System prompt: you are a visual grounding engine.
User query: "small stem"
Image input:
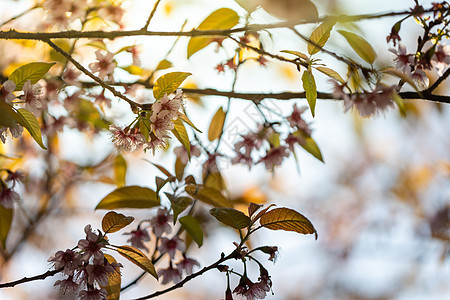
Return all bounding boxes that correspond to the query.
[141,0,163,31]
[0,268,62,288]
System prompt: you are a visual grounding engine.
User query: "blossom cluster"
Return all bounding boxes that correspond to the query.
[48,225,122,299]
[109,89,185,153]
[43,0,125,29]
[123,207,200,285]
[231,104,313,170]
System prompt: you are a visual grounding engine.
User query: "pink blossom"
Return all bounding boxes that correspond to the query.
[54,275,79,294]
[150,114,174,140]
[159,236,185,259]
[93,90,112,108]
[78,288,108,300]
[98,4,125,25]
[235,131,262,156]
[331,80,351,103]
[0,187,20,208]
[0,80,16,103]
[174,145,201,164]
[109,125,145,152]
[157,265,182,285]
[151,208,173,237]
[77,225,105,263]
[389,44,414,73]
[48,249,82,275]
[21,80,44,112]
[231,151,253,169]
[0,128,8,144]
[411,68,429,88]
[144,134,167,153]
[176,257,200,275]
[89,51,116,81]
[86,261,120,286]
[44,79,61,102]
[6,170,25,187]
[8,125,24,139]
[63,68,81,87]
[257,147,289,170]
[152,90,183,120]
[203,152,222,173]
[286,104,311,135]
[432,44,450,74]
[124,228,151,251]
[343,85,395,117]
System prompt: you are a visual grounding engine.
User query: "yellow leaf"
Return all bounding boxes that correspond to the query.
[101,211,134,234]
[116,245,158,279]
[0,205,13,249]
[114,155,127,187]
[260,207,317,239]
[308,20,336,55]
[315,66,345,84]
[95,186,160,210]
[208,107,226,141]
[102,254,121,300]
[172,118,191,157]
[153,72,191,100]
[338,30,376,64]
[187,8,239,58]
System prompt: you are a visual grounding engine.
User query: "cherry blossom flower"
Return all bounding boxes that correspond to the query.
[63,68,82,87]
[0,128,8,144]
[78,288,108,300]
[225,58,237,70]
[151,207,173,237]
[89,51,116,81]
[150,114,174,140]
[331,80,351,103]
[257,147,289,170]
[152,90,183,120]
[343,85,395,117]
[176,257,200,275]
[0,80,16,103]
[432,44,450,75]
[0,187,20,208]
[389,44,414,73]
[48,249,82,275]
[8,125,24,139]
[93,90,112,108]
[232,151,253,168]
[53,276,79,295]
[174,145,201,164]
[86,261,121,286]
[235,131,263,156]
[109,125,145,152]
[260,246,279,262]
[21,80,44,111]
[158,265,182,285]
[98,4,125,25]
[286,104,311,135]
[216,63,225,73]
[124,228,151,251]
[144,134,167,153]
[159,236,185,259]
[77,225,105,263]
[44,79,61,102]
[386,27,401,46]
[6,170,25,187]
[234,275,272,300]
[203,152,222,173]
[411,68,429,88]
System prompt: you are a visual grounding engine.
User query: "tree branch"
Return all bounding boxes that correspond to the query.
[44,39,141,109]
[141,0,162,31]
[426,68,450,92]
[0,8,444,41]
[0,269,61,288]
[133,251,238,300]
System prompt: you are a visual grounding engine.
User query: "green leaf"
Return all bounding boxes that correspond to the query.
[114,155,127,187]
[15,108,46,149]
[260,207,317,239]
[315,66,345,84]
[298,132,324,162]
[338,30,376,64]
[165,193,192,223]
[73,99,111,130]
[179,112,202,133]
[9,62,55,90]
[155,59,173,71]
[95,186,160,210]
[185,184,231,207]
[102,254,121,300]
[139,116,151,142]
[302,69,317,117]
[187,8,239,58]
[116,245,158,279]
[281,50,309,61]
[172,118,190,158]
[208,106,226,141]
[102,211,134,234]
[0,102,19,128]
[153,72,191,100]
[179,215,203,247]
[0,205,13,249]
[210,208,251,229]
[308,20,336,55]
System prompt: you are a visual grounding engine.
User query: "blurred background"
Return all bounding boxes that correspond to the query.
[0,0,449,299]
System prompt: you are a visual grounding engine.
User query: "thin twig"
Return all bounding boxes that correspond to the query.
[142,0,163,31]
[426,68,450,92]
[0,4,39,28]
[0,8,445,41]
[133,250,238,300]
[44,39,141,109]
[0,269,62,288]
